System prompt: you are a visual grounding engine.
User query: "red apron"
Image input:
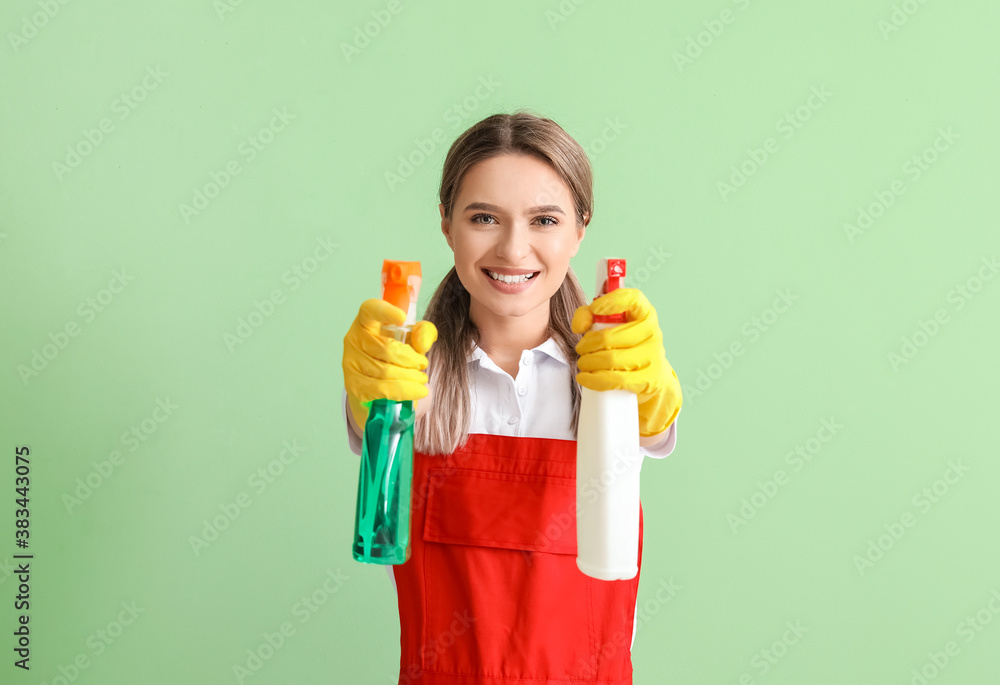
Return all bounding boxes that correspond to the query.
[393,432,644,684]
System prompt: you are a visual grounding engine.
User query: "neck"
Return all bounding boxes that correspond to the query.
[470,298,551,363]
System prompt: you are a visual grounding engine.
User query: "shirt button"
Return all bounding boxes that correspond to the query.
[522,356,532,366]
[517,385,527,396]
[507,416,519,425]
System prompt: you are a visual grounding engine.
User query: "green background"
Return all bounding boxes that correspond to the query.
[2,0,999,683]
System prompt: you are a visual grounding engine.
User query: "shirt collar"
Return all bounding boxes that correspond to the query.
[468,335,569,367]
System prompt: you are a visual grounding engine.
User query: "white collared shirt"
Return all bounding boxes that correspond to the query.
[341,335,679,652]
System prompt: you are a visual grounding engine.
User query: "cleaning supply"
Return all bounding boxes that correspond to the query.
[573,288,682,438]
[574,258,642,581]
[352,260,423,565]
[342,299,437,434]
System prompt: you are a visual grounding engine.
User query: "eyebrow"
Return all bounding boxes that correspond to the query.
[463,202,565,215]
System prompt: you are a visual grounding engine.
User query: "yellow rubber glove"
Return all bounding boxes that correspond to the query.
[572,288,682,438]
[342,299,438,433]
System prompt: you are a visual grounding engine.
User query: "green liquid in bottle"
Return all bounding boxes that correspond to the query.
[352,397,415,564]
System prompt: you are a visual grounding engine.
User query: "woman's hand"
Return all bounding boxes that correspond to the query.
[572,288,682,438]
[342,299,438,433]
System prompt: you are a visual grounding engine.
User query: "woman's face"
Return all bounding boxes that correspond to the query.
[440,153,586,322]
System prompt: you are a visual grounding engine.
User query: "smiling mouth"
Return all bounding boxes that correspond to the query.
[482,268,540,284]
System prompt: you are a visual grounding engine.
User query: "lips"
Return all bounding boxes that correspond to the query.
[481,268,540,291]
[482,268,540,284]
[482,267,539,276]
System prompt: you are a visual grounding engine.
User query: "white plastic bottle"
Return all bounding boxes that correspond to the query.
[576,258,642,581]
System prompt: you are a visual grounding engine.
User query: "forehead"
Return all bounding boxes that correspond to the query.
[457,154,572,208]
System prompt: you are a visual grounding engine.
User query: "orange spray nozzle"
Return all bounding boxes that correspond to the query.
[381,260,422,325]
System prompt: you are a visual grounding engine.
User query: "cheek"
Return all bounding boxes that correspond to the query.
[451,237,484,280]
[543,234,576,264]
[454,234,489,263]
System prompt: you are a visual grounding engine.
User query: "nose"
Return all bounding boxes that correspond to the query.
[495,224,530,263]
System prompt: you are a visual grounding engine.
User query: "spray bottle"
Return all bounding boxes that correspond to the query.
[576,258,642,581]
[352,260,422,565]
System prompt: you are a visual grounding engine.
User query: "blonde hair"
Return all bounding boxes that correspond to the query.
[415,109,594,455]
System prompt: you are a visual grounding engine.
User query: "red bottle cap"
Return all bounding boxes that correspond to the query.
[593,258,627,324]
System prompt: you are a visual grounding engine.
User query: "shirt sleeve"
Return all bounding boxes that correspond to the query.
[639,408,679,459]
[342,388,363,457]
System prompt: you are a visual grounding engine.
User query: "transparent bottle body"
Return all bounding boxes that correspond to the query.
[352,324,416,565]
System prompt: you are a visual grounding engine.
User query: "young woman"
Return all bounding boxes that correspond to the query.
[342,111,682,684]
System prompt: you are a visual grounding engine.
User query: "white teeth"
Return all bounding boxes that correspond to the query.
[487,269,535,284]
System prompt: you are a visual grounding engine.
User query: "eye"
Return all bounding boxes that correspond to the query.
[471,213,497,225]
[536,215,558,226]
